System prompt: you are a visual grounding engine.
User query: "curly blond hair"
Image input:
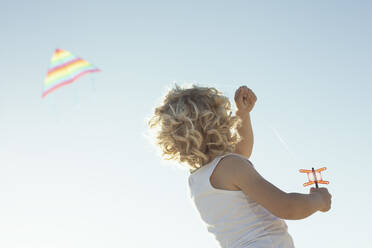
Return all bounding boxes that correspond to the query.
[148,84,242,173]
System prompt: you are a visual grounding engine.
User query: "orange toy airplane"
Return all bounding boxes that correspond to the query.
[299,167,329,188]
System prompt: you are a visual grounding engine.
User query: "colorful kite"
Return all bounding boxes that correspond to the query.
[42,49,100,98]
[299,167,329,188]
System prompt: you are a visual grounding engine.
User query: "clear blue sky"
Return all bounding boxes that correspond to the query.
[1,1,371,247]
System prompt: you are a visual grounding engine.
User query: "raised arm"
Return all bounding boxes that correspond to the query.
[233,86,256,159]
[220,154,332,220]
[234,113,254,159]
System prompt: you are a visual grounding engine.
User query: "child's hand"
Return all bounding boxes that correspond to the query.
[234,86,257,118]
[310,187,332,212]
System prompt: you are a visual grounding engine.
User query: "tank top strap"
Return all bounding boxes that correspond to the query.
[188,152,252,196]
[208,152,252,174]
[207,152,234,172]
[205,152,249,193]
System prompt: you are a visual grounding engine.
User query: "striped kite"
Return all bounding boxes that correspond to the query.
[42,49,100,98]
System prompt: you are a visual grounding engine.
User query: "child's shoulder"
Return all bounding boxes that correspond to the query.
[218,153,253,169]
[210,153,252,191]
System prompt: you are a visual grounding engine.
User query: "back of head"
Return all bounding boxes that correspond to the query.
[148,84,242,173]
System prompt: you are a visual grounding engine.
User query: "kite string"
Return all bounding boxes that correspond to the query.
[266,122,315,169]
[269,125,298,160]
[213,85,296,158]
[200,83,310,166]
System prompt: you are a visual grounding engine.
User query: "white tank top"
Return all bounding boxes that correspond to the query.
[188,153,295,248]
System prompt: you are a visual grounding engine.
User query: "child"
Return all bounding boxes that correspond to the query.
[148,84,332,248]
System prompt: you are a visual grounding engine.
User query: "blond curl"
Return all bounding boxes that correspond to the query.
[148,84,242,173]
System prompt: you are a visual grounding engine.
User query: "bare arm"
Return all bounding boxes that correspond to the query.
[233,86,257,159]
[234,113,254,159]
[220,155,332,220]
